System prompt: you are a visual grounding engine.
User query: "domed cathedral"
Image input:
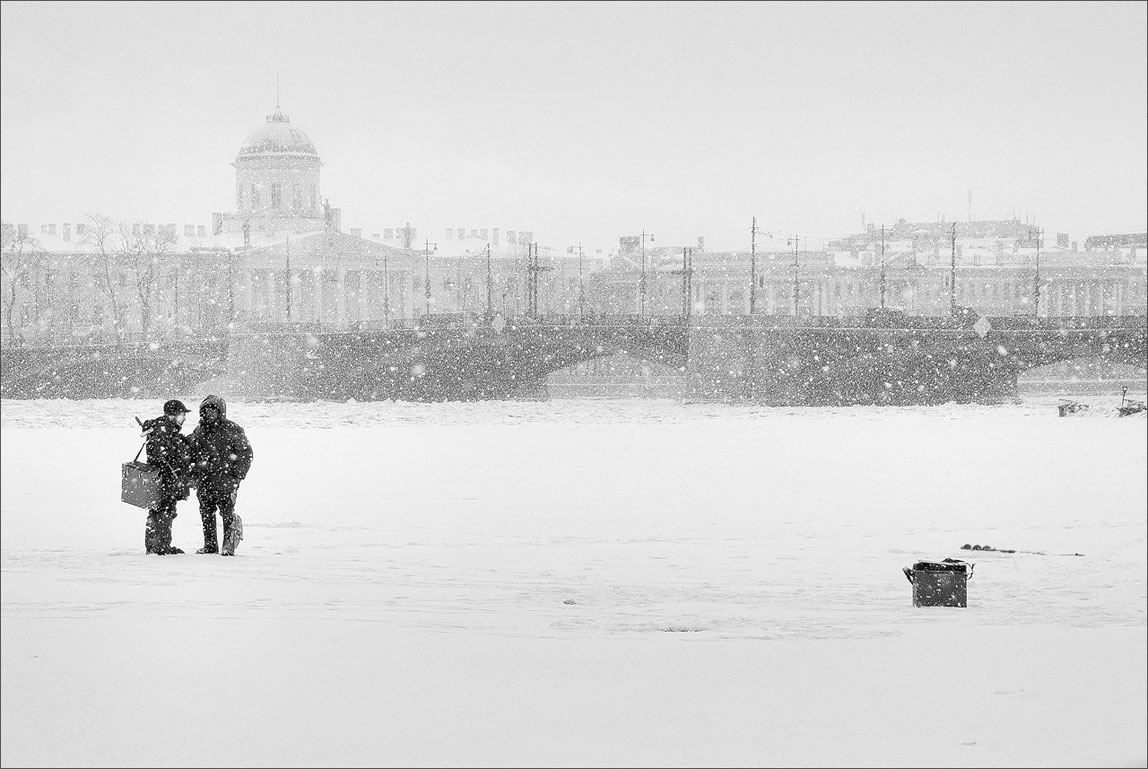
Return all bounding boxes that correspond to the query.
[215,103,329,237]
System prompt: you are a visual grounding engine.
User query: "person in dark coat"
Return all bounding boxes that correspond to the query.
[188,395,253,555]
[141,399,193,555]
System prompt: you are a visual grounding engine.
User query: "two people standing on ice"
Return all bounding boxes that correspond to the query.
[142,395,254,556]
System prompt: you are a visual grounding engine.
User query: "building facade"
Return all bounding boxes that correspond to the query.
[2,104,1145,348]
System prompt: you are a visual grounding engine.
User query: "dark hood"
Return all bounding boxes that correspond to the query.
[199,394,228,420]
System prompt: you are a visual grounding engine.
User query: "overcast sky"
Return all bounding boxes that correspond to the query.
[2,0,1145,252]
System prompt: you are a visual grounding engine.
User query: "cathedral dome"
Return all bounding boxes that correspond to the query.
[236,108,319,159]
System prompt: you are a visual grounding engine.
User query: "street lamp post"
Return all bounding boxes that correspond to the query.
[375,251,389,328]
[284,236,292,322]
[878,224,886,310]
[424,239,437,316]
[639,230,655,316]
[672,246,693,321]
[1032,227,1042,317]
[949,223,957,318]
[749,218,772,315]
[382,251,390,326]
[567,243,585,321]
[526,243,552,318]
[787,235,800,316]
[484,243,493,321]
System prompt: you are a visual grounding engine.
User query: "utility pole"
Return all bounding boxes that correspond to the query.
[526,243,552,318]
[484,243,493,321]
[227,249,235,327]
[568,242,585,320]
[285,235,292,322]
[456,256,463,312]
[788,234,800,316]
[525,243,533,317]
[671,246,694,321]
[949,222,957,318]
[639,230,654,316]
[424,239,436,316]
[1033,226,1042,317]
[748,219,769,314]
[578,242,585,321]
[750,216,757,314]
[382,251,390,327]
[879,224,886,310]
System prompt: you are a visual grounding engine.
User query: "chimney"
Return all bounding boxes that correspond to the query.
[197,225,206,237]
[212,213,223,235]
[63,223,71,241]
[697,236,705,252]
[351,228,362,239]
[184,224,195,237]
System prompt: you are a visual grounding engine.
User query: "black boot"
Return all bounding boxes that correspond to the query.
[145,511,161,554]
[156,513,183,555]
[199,509,218,554]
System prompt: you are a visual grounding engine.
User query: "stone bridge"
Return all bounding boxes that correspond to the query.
[1,313,1144,405]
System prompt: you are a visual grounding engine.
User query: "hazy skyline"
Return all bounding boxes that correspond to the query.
[2,0,1145,253]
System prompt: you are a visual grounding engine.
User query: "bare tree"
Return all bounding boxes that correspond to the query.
[0,223,43,347]
[83,213,127,344]
[118,223,176,343]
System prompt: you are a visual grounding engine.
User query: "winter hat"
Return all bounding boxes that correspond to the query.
[163,399,191,415]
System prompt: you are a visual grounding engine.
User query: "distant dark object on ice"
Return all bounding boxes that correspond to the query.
[963,543,1016,553]
[1118,386,1146,417]
[1057,400,1090,417]
[961,543,1085,557]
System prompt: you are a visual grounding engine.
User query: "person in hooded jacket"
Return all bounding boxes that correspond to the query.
[188,395,254,555]
[142,399,194,555]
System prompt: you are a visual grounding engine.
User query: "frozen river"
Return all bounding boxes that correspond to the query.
[2,395,1145,767]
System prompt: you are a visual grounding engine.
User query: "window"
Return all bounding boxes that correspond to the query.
[271,183,281,209]
[445,229,453,239]
[252,185,260,209]
[458,229,465,240]
[237,183,244,209]
[293,184,302,210]
[310,185,317,211]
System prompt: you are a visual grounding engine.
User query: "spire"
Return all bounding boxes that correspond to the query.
[267,75,288,122]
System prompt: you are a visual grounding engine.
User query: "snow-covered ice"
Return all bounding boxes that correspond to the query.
[2,397,1145,767]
